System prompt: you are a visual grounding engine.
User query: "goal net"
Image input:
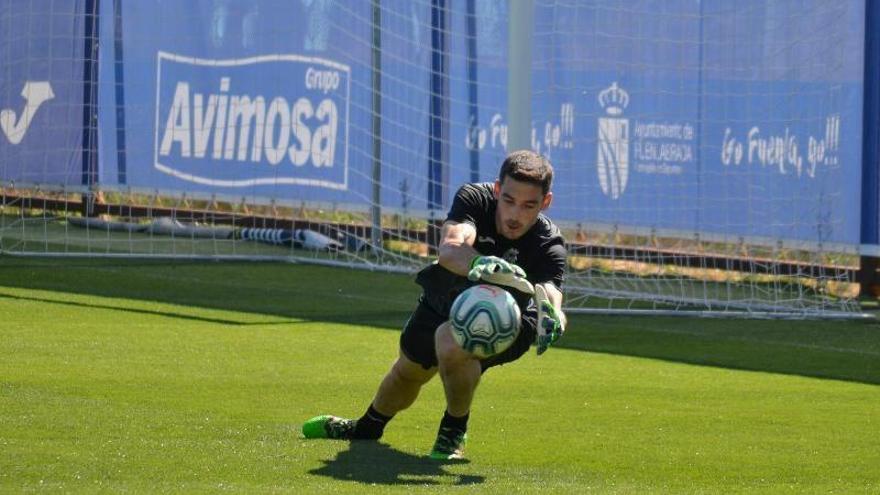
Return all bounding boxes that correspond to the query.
[0,0,866,317]
[530,1,865,316]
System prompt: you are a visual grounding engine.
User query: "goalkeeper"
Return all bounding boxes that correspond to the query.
[303,150,568,459]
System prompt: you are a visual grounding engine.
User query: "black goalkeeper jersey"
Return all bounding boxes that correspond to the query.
[416,182,567,316]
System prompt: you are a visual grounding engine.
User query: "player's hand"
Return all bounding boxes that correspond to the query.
[467,256,534,295]
[535,284,565,355]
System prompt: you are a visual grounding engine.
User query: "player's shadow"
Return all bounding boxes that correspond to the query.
[308,441,484,486]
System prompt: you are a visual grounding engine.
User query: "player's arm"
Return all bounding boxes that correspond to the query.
[535,282,567,355]
[438,220,534,294]
[535,241,568,355]
[437,220,479,277]
[538,282,567,328]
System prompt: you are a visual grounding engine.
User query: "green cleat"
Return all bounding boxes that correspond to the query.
[428,427,467,460]
[301,415,356,440]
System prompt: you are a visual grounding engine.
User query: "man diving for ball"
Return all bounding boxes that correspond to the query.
[302,150,568,459]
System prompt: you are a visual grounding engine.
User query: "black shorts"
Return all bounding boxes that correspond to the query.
[400,296,538,372]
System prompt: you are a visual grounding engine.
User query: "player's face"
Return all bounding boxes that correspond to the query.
[493,177,552,240]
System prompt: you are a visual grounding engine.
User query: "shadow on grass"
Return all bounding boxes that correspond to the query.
[0,291,304,326]
[555,314,880,385]
[1,256,878,385]
[0,257,417,329]
[308,441,484,486]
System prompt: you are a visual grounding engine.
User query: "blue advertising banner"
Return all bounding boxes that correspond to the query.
[92,0,870,245]
[0,0,86,187]
[524,0,865,245]
[861,0,880,248]
[154,52,350,190]
[98,0,445,213]
[99,0,372,206]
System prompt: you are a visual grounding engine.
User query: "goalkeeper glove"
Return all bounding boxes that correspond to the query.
[467,255,534,295]
[535,283,565,355]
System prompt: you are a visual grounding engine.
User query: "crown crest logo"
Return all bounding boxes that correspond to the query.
[598,82,629,116]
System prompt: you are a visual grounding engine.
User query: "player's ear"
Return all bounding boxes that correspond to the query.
[493,179,501,198]
[541,191,553,210]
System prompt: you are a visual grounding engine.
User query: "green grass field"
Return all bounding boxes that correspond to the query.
[1,256,878,493]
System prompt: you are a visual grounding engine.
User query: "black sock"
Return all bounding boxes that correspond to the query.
[439,410,469,433]
[352,404,393,439]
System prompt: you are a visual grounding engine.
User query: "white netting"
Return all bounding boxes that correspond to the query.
[0,0,864,317]
[531,0,862,316]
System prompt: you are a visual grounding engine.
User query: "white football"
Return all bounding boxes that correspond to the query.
[449,284,521,358]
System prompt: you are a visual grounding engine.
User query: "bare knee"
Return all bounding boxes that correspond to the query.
[390,353,436,386]
[435,323,477,368]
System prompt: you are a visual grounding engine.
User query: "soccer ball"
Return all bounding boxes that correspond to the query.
[449,284,521,358]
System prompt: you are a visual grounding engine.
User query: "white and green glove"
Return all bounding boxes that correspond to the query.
[467,255,534,295]
[535,283,565,355]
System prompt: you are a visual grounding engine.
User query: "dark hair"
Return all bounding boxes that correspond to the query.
[498,150,554,194]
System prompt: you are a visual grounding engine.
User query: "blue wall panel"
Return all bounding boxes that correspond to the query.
[99,0,371,206]
[3,0,871,246]
[530,0,865,244]
[0,0,87,186]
